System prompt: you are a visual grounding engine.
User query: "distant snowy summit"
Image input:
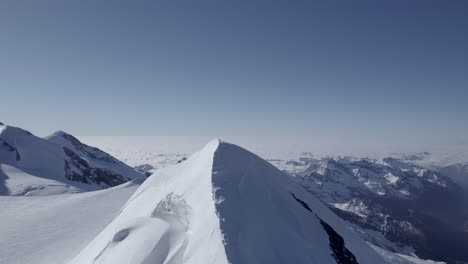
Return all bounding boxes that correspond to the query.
[71,140,389,264]
[0,123,142,195]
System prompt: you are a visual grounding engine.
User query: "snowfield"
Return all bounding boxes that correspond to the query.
[0,163,81,195]
[370,244,445,264]
[0,179,143,264]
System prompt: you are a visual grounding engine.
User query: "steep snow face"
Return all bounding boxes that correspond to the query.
[212,142,385,264]
[70,140,228,264]
[0,124,142,194]
[72,140,386,264]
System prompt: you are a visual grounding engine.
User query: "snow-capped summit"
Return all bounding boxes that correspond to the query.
[0,123,142,195]
[46,129,140,179]
[71,140,386,264]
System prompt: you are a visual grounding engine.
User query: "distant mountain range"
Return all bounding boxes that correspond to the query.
[292,156,468,264]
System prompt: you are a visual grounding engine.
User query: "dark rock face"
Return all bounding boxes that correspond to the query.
[63,147,129,187]
[291,193,312,212]
[320,219,359,264]
[291,193,359,264]
[0,139,16,152]
[15,149,20,161]
[0,139,20,161]
[177,157,188,164]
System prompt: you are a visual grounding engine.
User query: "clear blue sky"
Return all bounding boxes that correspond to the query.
[1,0,467,146]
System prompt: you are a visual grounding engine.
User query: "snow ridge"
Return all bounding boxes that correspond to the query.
[71,140,386,264]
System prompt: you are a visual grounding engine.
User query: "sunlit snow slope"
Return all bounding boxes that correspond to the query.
[0,179,143,264]
[71,140,387,264]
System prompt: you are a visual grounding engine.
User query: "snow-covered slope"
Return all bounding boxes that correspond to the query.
[0,164,81,195]
[71,140,387,264]
[0,179,143,264]
[0,123,142,195]
[370,244,445,264]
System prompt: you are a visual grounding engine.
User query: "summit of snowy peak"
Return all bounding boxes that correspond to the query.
[46,129,143,180]
[45,130,70,139]
[71,140,387,264]
[45,130,82,144]
[207,138,223,147]
[46,130,118,162]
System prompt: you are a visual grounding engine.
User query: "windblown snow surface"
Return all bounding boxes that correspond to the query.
[370,245,444,264]
[71,140,388,264]
[0,179,143,264]
[0,163,81,195]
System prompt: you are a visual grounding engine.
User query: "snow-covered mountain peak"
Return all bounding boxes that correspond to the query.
[45,130,70,139]
[72,140,386,264]
[46,129,127,166]
[206,137,223,148]
[0,123,142,195]
[46,130,89,147]
[46,130,95,150]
